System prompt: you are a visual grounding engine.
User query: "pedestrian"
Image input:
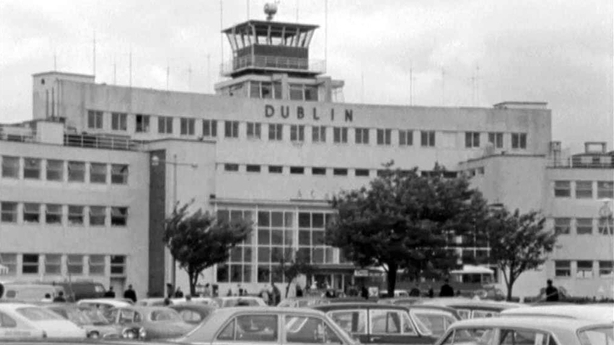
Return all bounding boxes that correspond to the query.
[186,295,192,302]
[124,284,137,303]
[53,291,67,302]
[238,284,244,296]
[166,283,175,299]
[174,287,184,298]
[409,285,421,297]
[260,285,270,305]
[439,279,455,297]
[361,285,369,300]
[104,286,116,298]
[296,284,304,297]
[203,283,212,297]
[163,298,171,306]
[41,293,53,302]
[271,282,281,306]
[428,286,434,298]
[545,279,559,302]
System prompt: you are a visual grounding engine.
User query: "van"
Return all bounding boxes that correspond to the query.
[0,282,63,302]
[46,281,106,301]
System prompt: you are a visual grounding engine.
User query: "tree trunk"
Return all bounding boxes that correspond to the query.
[286,281,291,298]
[506,277,515,302]
[188,270,197,296]
[386,262,398,298]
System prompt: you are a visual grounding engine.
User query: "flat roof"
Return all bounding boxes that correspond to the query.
[32,71,95,78]
[222,20,319,36]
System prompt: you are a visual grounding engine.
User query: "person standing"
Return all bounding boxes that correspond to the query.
[428,286,434,298]
[174,287,184,298]
[361,285,369,300]
[271,282,281,306]
[545,279,560,302]
[104,286,116,298]
[166,283,175,299]
[53,291,67,302]
[260,285,270,305]
[203,283,212,297]
[124,284,137,303]
[439,279,455,297]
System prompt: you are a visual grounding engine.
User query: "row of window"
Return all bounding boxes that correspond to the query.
[0,253,126,276]
[554,180,614,199]
[0,156,129,184]
[554,217,613,235]
[88,110,529,150]
[554,260,613,278]
[0,202,129,227]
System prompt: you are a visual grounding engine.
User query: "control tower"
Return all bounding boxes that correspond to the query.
[215,3,344,102]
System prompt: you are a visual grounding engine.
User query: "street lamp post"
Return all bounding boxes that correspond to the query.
[151,154,198,293]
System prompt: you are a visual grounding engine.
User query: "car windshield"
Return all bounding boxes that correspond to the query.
[578,326,614,345]
[150,310,182,322]
[63,308,93,325]
[17,307,64,321]
[80,308,111,325]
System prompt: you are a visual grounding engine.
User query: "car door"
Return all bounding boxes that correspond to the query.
[327,309,368,344]
[368,309,426,345]
[0,311,43,339]
[284,313,347,345]
[213,313,280,345]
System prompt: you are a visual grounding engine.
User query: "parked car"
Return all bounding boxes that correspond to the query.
[0,303,46,340]
[136,298,169,307]
[40,281,106,302]
[0,303,86,339]
[172,296,219,306]
[0,282,63,303]
[377,297,421,306]
[104,306,194,340]
[278,297,334,308]
[213,296,267,308]
[76,298,133,313]
[416,297,525,319]
[177,306,358,345]
[170,303,217,325]
[501,304,614,322]
[43,303,121,339]
[313,302,438,344]
[404,305,462,337]
[434,316,613,345]
[378,290,410,298]
[137,297,219,307]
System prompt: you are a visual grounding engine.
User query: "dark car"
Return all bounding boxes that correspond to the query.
[170,303,217,325]
[36,281,106,302]
[104,306,194,340]
[313,303,438,345]
[415,298,524,319]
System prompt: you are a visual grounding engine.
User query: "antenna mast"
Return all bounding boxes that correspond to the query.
[93,31,97,78]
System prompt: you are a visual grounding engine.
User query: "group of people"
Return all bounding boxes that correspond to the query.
[103,284,138,302]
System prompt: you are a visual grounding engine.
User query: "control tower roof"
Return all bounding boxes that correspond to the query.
[222,20,319,37]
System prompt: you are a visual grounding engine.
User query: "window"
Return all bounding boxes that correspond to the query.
[268,124,283,141]
[576,261,593,278]
[597,181,614,199]
[576,218,593,235]
[289,84,318,101]
[89,255,106,275]
[399,130,413,146]
[68,205,84,225]
[312,167,326,175]
[87,110,103,129]
[22,254,39,274]
[111,164,128,184]
[598,218,613,235]
[488,132,503,148]
[377,129,392,145]
[68,161,85,182]
[355,169,370,177]
[1,156,19,178]
[499,329,549,345]
[23,203,40,223]
[247,122,261,139]
[224,164,239,172]
[180,118,195,135]
[110,255,126,275]
[67,255,83,275]
[111,112,127,131]
[90,163,107,184]
[421,131,436,147]
[1,202,18,223]
[23,158,41,179]
[328,311,367,334]
[511,132,527,149]
[246,165,261,173]
[465,132,480,148]
[333,127,347,144]
[251,81,282,99]
[599,261,613,277]
[312,126,326,143]
[229,315,278,341]
[333,168,348,176]
[0,254,17,275]
[370,310,415,335]
[158,116,173,134]
[554,218,570,235]
[45,204,62,224]
[285,316,340,343]
[203,119,217,137]
[225,121,239,138]
[555,260,571,277]
[268,165,283,174]
[89,206,106,226]
[355,128,369,144]
[45,254,61,275]
[46,160,63,181]
[290,125,305,142]
[575,181,593,198]
[111,207,128,226]
[554,181,571,197]
[290,167,304,174]
[0,312,17,328]
[135,114,150,133]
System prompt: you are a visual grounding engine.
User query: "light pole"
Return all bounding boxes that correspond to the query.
[598,199,613,298]
[151,154,198,292]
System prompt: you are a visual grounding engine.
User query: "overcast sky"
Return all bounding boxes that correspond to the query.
[0,0,612,152]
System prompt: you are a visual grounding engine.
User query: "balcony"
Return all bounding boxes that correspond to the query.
[548,155,614,169]
[220,55,325,77]
[0,125,37,143]
[64,134,143,151]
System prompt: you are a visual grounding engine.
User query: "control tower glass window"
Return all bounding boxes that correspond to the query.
[290,84,318,101]
[250,81,282,99]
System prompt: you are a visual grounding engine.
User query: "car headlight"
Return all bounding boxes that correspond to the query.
[122,328,136,339]
[88,331,100,339]
[138,327,147,339]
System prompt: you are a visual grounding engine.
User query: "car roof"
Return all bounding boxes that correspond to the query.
[420,298,524,309]
[314,302,408,311]
[170,303,217,311]
[115,305,179,312]
[449,316,611,332]
[0,303,37,310]
[501,304,614,322]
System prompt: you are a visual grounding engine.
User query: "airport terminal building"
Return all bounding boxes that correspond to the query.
[1,18,612,299]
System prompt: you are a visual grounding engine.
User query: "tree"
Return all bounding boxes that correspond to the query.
[327,163,488,297]
[273,250,314,298]
[485,207,557,301]
[163,203,252,296]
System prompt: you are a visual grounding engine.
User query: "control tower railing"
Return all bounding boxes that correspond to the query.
[221,55,326,76]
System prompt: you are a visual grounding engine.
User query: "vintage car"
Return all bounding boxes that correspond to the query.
[213,296,268,308]
[404,305,461,337]
[377,297,421,306]
[434,316,613,345]
[416,298,525,319]
[104,306,194,340]
[313,302,439,344]
[177,306,358,345]
[137,297,219,307]
[43,303,120,339]
[170,303,217,325]
[0,303,86,339]
[76,298,133,313]
[501,304,614,322]
[277,297,333,308]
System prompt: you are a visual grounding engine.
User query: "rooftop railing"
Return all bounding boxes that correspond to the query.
[548,156,614,169]
[63,134,143,151]
[0,125,37,143]
[220,55,325,76]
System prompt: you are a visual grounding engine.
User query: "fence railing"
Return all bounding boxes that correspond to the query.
[548,156,614,169]
[221,55,325,76]
[0,125,37,143]
[63,134,142,151]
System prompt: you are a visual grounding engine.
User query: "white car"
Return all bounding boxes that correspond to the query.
[501,304,614,322]
[0,303,86,339]
[77,298,133,312]
[213,296,267,308]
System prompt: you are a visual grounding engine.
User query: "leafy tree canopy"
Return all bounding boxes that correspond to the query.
[273,250,314,298]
